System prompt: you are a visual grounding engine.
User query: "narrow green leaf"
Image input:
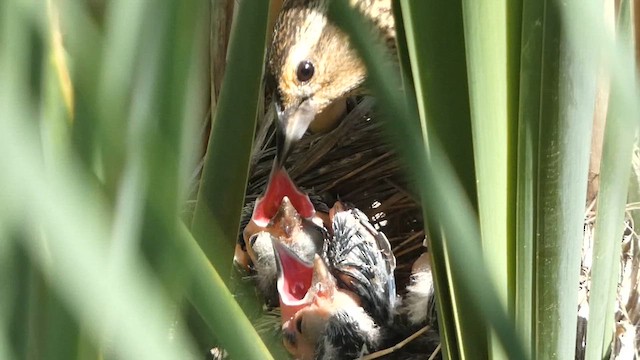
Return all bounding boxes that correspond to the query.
[603,0,637,352]
[25,266,47,360]
[328,3,527,359]
[44,294,81,360]
[397,1,478,358]
[192,0,271,282]
[533,1,598,358]
[6,246,32,360]
[55,0,104,169]
[96,0,149,193]
[585,0,638,358]
[0,236,19,359]
[178,223,274,360]
[0,235,18,360]
[0,84,201,360]
[461,0,513,357]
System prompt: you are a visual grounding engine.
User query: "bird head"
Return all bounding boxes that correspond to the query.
[237,166,319,270]
[235,166,328,304]
[247,166,327,267]
[273,240,343,325]
[268,1,366,165]
[273,201,397,359]
[273,239,376,360]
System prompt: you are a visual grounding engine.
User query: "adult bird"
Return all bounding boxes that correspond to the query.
[267,0,396,166]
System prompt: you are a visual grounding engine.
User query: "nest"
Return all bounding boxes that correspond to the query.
[235,95,640,359]
[242,96,426,291]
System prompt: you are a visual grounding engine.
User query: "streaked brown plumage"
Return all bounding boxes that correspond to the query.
[267,0,396,164]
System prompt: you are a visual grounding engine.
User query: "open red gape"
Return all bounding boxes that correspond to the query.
[275,242,314,303]
[274,240,315,322]
[252,167,315,227]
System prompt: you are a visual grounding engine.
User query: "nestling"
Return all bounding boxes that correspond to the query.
[273,207,440,359]
[273,201,397,359]
[235,166,329,305]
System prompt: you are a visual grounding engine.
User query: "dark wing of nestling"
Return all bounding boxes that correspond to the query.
[351,207,396,291]
[323,205,396,325]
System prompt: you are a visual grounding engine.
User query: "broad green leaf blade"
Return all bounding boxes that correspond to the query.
[398,1,478,358]
[603,0,637,352]
[0,237,18,360]
[461,0,513,357]
[585,0,638,358]
[507,0,523,139]
[0,108,201,360]
[3,0,270,358]
[192,0,271,281]
[328,3,527,359]
[534,1,598,358]
[6,247,32,360]
[461,0,515,333]
[44,294,81,360]
[178,224,274,360]
[398,1,477,200]
[55,0,103,168]
[515,0,544,355]
[36,10,83,359]
[25,266,48,359]
[0,3,200,353]
[585,72,636,360]
[96,0,149,193]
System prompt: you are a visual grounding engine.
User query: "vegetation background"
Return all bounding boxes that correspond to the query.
[0,0,638,359]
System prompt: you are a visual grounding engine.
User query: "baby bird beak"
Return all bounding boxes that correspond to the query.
[252,165,315,227]
[236,163,329,304]
[273,237,337,323]
[274,240,365,360]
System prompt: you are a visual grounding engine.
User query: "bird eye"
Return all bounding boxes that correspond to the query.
[296,60,315,83]
[296,315,303,334]
[249,234,259,247]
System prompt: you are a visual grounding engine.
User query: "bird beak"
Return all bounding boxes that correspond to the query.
[275,99,317,167]
[273,234,337,322]
[252,165,315,227]
[309,255,337,300]
[273,238,315,322]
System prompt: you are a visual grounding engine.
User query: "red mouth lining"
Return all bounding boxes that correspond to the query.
[252,168,315,227]
[275,244,314,303]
